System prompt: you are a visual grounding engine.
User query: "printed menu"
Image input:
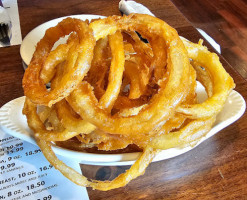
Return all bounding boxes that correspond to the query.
[0,129,89,200]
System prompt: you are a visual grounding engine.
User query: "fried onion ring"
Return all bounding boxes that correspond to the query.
[22,14,235,191]
[23,18,95,107]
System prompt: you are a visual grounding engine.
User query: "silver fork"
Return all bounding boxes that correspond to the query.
[0,1,11,47]
[0,23,11,46]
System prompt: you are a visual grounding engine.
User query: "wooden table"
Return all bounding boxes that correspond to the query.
[0,0,246,199]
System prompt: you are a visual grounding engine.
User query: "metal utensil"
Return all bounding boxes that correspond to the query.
[0,3,12,47]
[0,23,11,46]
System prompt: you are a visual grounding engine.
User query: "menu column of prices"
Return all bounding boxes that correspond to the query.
[0,131,89,200]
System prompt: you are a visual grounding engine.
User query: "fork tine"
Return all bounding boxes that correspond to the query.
[0,24,4,38]
[2,24,8,37]
[0,23,11,45]
[1,25,6,38]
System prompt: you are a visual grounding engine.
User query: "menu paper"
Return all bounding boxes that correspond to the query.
[0,129,89,200]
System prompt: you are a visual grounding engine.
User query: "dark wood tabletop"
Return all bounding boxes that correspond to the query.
[0,0,246,199]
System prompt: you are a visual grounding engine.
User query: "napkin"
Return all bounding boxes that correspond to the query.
[0,6,12,46]
[0,6,11,25]
[118,0,221,54]
[0,0,22,48]
[119,0,154,16]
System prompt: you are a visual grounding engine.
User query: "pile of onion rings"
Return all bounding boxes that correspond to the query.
[22,14,235,191]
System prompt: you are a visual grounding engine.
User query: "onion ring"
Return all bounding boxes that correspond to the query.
[22,14,235,191]
[23,18,95,107]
